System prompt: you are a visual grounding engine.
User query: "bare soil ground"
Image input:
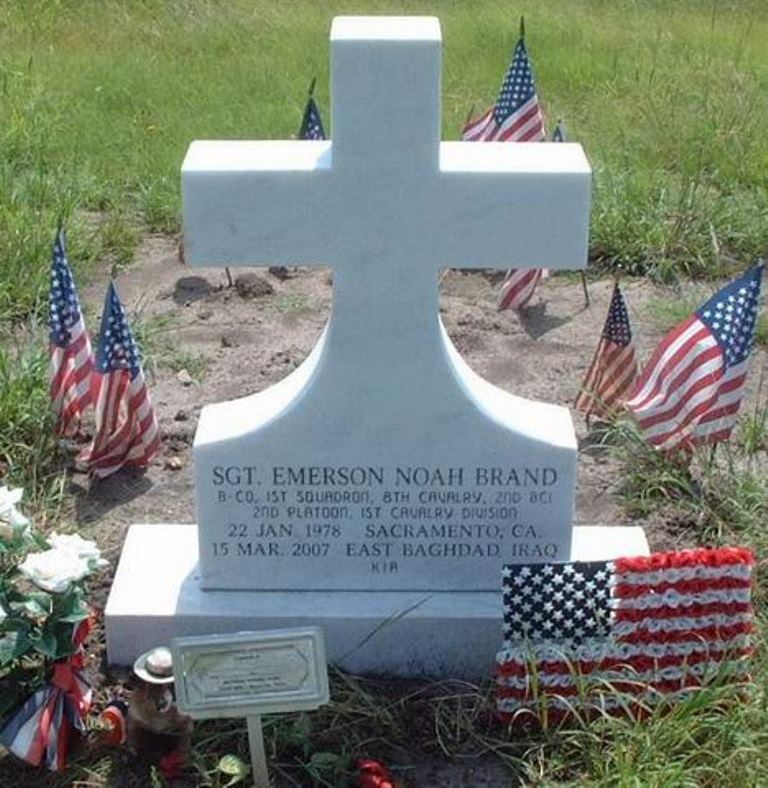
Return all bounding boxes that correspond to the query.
[10,235,762,786]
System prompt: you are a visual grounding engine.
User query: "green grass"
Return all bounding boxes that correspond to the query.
[0,333,68,527]
[647,289,768,344]
[1,0,767,325]
[185,659,768,786]
[595,417,768,553]
[134,313,208,380]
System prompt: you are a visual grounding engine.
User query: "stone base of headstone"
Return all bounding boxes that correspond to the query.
[106,524,649,679]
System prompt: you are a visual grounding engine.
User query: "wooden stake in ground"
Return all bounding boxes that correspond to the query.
[246,716,270,787]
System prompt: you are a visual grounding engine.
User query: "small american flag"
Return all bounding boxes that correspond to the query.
[495,103,560,311]
[498,268,549,312]
[299,95,326,140]
[49,229,95,437]
[79,282,159,478]
[574,283,637,419]
[626,263,763,451]
[496,547,755,721]
[462,34,545,142]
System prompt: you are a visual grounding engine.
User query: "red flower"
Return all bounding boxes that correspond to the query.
[357,759,395,788]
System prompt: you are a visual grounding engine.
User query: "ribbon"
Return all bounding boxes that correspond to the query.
[0,614,93,771]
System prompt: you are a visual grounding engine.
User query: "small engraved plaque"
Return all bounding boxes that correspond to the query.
[172,627,329,719]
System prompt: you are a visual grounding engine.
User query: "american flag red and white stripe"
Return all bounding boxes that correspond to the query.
[626,264,763,452]
[496,547,755,721]
[498,268,550,311]
[78,282,160,478]
[462,35,545,142]
[49,230,95,437]
[574,283,637,419]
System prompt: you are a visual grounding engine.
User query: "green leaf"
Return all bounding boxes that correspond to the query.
[53,587,88,624]
[148,765,165,788]
[11,628,32,661]
[22,592,51,617]
[0,622,32,664]
[58,602,90,624]
[0,633,19,666]
[218,754,250,786]
[5,588,28,605]
[31,630,57,658]
[0,682,22,718]
[52,621,84,658]
[309,751,342,772]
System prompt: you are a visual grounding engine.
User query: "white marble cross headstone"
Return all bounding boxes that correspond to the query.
[182,16,592,592]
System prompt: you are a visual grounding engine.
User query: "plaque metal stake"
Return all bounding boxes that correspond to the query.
[247,714,270,787]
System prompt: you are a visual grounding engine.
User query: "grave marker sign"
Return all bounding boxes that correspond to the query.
[172,628,329,788]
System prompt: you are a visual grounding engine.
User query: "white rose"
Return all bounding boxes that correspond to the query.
[48,532,108,568]
[0,486,30,539]
[19,548,92,594]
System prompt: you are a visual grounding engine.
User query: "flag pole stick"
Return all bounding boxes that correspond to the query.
[464,104,476,128]
[225,267,233,288]
[308,75,317,97]
[581,271,590,307]
[520,15,525,38]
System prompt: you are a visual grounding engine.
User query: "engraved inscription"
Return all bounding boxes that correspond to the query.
[206,463,564,579]
[187,646,309,704]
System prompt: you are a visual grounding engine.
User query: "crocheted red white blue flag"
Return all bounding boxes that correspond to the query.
[496,547,755,721]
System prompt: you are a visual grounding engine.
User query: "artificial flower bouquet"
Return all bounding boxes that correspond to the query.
[0,486,107,770]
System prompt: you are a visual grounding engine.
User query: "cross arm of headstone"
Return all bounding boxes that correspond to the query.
[182,140,334,265]
[434,142,590,269]
[182,17,591,278]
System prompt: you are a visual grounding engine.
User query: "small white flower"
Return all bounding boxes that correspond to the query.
[19,549,92,594]
[0,486,30,539]
[48,532,108,568]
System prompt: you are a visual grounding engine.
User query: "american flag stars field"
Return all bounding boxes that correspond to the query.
[49,229,95,438]
[626,263,763,451]
[462,29,545,142]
